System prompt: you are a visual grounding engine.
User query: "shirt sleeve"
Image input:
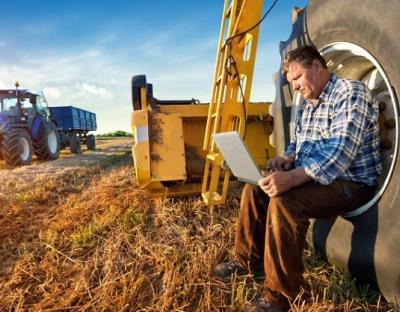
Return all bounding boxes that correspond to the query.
[303,87,375,184]
[284,141,296,158]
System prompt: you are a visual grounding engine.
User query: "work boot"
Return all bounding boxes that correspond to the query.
[243,296,287,312]
[212,260,247,280]
[212,260,264,281]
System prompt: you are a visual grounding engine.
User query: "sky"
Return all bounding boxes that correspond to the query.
[0,0,308,134]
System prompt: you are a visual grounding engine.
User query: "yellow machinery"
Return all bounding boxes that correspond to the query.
[130,0,275,204]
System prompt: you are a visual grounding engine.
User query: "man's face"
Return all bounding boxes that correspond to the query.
[286,61,323,100]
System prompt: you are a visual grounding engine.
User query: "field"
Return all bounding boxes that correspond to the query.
[0,137,395,311]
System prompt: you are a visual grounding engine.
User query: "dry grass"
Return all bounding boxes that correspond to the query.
[0,151,396,311]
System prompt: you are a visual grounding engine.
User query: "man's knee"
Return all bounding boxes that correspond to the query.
[268,192,300,217]
[270,192,293,207]
[242,183,257,195]
[241,183,269,209]
[269,192,310,231]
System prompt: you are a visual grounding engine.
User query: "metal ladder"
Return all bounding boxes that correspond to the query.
[201,0,264,205]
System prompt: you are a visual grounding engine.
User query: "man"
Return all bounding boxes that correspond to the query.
[213,45,382,312]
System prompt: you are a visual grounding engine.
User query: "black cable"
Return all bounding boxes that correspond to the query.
[224,53,247,133]
[225,0,279,44]
[224,0,279,140]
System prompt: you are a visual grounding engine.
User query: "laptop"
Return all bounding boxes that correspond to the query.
[212,131,263,185]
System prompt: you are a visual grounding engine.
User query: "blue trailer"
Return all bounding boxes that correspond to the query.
[49,106,97,154]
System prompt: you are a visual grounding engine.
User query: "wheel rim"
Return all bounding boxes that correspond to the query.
[292,42,399,216]
[19,137,30,161]
[47,130,58,154]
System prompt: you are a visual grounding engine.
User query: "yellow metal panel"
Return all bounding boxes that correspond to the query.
[247,102,271,114]
[130,110,151,185]
[244,116,276,168]
[144,182,203,197]
[132,143,151,185]
[149,112,186,181]
[140,87,148,110]
[181,117,207,178]
[159,104,209,117]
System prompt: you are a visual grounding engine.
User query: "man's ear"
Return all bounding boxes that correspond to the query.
[312,60,321,71]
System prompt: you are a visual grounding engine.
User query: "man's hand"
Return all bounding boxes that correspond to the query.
[258,171,295,197]
[258,168,312,197]
[267,156,294,172]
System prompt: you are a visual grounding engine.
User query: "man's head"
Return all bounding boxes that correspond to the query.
[282,45,330,101]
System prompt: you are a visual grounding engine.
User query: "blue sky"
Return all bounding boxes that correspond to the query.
[0,0,308,133]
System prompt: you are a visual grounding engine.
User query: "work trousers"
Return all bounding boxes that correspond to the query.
[234,180,376,308]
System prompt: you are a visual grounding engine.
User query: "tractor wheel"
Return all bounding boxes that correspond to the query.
[69,135,81,154]
[86,134,96,150]
[33,122,60,160]
[275,0,400,302]
[2,128,33,166]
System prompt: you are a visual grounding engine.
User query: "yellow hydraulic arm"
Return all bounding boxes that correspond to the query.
[201,0,265,205]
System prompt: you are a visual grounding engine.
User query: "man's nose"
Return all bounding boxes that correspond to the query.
[292,82,300,91]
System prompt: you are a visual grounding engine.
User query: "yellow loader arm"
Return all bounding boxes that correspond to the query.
[201,0,276,205]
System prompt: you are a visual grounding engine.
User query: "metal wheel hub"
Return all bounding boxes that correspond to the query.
[19,137,30,161]
[48,130,58,154]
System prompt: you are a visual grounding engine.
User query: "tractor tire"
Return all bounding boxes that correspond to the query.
[69,135,81,154]
[86,134,96,150]
[33,122,60,160]
[275,0,400,303]
[2,129,33,166]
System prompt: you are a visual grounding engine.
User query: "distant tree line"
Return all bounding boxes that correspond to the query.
[96,130,133,137]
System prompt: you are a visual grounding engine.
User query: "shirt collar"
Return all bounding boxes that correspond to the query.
[305,74,337,106]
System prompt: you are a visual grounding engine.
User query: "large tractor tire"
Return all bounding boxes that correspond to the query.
[2,128,33,166]
[86,134,96,150]
[33,122,60,160]
[273,0,400,303]
[69,135,81,154]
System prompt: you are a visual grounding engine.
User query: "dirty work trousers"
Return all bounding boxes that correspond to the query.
[234,180,376,308]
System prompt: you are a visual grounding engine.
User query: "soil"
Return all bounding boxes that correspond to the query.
[0,137,133,185]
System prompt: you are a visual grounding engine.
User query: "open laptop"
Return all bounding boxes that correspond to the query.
[212,131,263,185]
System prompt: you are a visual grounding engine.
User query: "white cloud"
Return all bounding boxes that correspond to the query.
[59,50,101,65]
[80,83,112,98]
[43,87,61,99]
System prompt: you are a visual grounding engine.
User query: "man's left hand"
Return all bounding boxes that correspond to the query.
[258,168,313,197]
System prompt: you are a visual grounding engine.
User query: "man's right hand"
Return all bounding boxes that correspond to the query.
[266,156,294,172]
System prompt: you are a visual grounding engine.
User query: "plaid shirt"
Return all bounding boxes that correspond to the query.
[284,74,382,186]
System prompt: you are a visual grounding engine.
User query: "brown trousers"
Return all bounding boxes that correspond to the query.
[234,180,376,308]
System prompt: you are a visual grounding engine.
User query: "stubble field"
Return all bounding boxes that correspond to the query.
[0,137,394,311]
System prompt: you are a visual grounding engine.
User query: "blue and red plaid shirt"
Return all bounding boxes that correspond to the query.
[284,74,382,186]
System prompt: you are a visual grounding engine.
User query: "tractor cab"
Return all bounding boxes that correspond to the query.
[0,89,53,131]
[0,89,32,125]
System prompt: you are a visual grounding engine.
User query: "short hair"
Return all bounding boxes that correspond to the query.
[281,45,328,77]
